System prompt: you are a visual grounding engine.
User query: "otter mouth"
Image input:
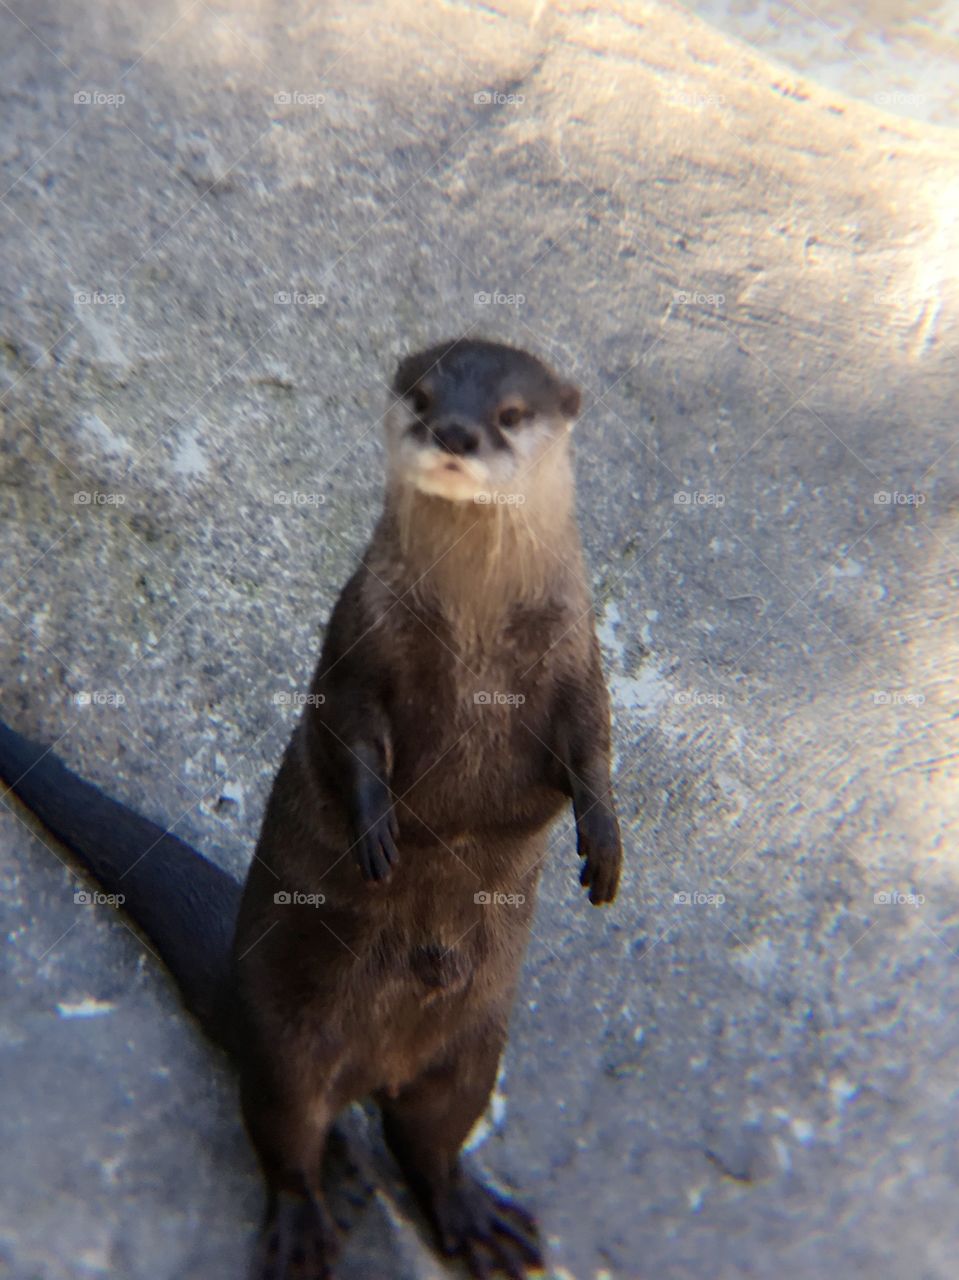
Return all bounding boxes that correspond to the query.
[411,454,491,503]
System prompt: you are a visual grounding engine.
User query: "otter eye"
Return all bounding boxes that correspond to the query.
[498,406,525,429]
[409,388,430,415]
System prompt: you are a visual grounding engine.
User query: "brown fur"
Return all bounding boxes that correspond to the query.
[231,338,621,1279]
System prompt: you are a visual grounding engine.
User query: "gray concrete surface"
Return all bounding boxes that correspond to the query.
[685,0,959,128]
[1,1,958,1278]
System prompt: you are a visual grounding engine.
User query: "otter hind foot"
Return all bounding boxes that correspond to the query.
[433,1172,545,1279]
[251,1190,338,1280]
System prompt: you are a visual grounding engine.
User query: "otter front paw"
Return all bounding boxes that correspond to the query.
[576,806,622,905]
[352,804,400,882]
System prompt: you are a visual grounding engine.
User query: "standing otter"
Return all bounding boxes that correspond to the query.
[0,338,622,1280]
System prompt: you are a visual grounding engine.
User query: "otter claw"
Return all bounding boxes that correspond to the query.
[354,810,400,882]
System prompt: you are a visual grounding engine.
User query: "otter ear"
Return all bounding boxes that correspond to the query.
[559,383,581,421]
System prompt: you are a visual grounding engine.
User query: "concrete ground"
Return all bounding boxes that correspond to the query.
[685,0,959,129]
[1,2,958,1278]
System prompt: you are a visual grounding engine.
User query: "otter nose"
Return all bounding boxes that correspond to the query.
[432,421,481,457]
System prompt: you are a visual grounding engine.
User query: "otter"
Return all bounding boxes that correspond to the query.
[0,337,622,1280]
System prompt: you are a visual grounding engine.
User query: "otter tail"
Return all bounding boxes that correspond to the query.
[0,718,241,1039]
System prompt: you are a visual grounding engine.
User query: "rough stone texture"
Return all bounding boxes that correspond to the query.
[1,2,958,1278]
[684,0,959,129]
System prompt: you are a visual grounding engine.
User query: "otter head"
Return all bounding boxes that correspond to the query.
[385,338,581,504]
